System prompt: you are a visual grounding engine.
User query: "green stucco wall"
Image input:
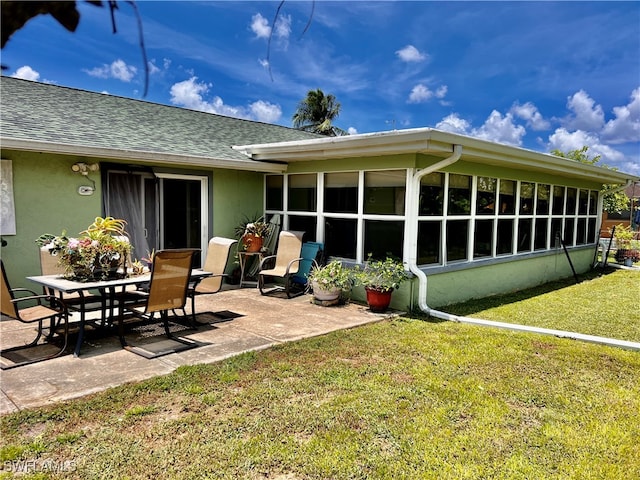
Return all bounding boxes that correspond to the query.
[1,150,102,289]
[347,247,594,312]
[1,149,265,289]
[212,169,264,239]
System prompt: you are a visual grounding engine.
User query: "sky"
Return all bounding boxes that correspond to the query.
[2,1,639,175]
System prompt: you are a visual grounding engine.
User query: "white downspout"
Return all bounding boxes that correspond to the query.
[405,144,462,321]
[404,152,640,350]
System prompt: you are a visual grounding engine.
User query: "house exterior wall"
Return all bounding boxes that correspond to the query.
[0,149,265,289]
[1,150,102,289]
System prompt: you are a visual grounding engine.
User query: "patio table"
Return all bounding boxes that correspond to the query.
[27,270,211,357]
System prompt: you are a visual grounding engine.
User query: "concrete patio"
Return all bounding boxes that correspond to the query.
[0,287,396,416]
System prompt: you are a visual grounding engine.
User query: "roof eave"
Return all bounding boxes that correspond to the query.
[233,128,638,184]
[1,137,286,173]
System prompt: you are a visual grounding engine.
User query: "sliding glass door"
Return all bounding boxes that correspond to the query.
[104,169,208,266]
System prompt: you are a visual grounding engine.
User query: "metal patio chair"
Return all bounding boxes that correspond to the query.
[1,260,69,369]
[119,249,200,358]
[188,237,237,324]
[258,230,304,298]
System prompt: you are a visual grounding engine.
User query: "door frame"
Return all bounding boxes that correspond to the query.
[155,172,209,266]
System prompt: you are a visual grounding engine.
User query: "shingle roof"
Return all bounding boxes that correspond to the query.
[0,76,320,171]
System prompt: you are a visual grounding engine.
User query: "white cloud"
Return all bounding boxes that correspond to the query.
[169,77,282,123]
[562,90,605,131]
[408,84,432,103]
[473,110,526,146]
[249,100,282,123]
[548,127,626,165]
[408,83,447,104]
[347,127,358,135]
[435,85,448,99]
[84,59,137,82]
[251,13,271,39]
[601,87,640,144]
[436,113,472,135]
[274,14,292,41]
[147,61,160,76]
[396,45,427,62]
[11,65,40,81]
[510,102,550,131]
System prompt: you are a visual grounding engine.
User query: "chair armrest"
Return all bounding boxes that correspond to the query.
[259,255,277,270]
[10,287,40,297]
[12,294,67,313]
[285,257,303,274]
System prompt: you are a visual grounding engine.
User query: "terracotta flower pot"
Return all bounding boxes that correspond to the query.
[365,287,393,313]
[242,234,263,252]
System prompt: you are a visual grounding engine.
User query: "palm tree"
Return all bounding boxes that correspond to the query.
[292,89,347,136]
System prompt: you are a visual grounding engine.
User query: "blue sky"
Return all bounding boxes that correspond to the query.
[3,1,639,174]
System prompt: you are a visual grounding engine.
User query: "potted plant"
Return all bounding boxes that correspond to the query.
[36,217,132,282]
[611,224,640,266]
[308,260,355,303]
[356,256,409,312]
[234,214,272,252]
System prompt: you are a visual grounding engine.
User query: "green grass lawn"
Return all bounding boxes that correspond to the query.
[442,268,640,342]
[1,269,639,479]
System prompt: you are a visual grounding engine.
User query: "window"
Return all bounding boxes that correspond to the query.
[288,174,316,211]
[448,174,471,215]
[536,184,550,215]
[552,186,565,215]
[288,215,316,242]
[419,172,444,216]
[520,182,535,215]
[518,218,532,252]
[364,220,404,260]
[565,188,577,215]
[325,218,357,259]
[578,190,589,215]
[417,221,441,265]
[534,218,548,250]
[324,172,358,213]
[266,175,283,210]
[476,177,496,215]
[447,220,468,261]
[474,219,493,258]
[364,170,405,215]
[270,170,598,267]
[499,180,516,215]
[497,219,514,255]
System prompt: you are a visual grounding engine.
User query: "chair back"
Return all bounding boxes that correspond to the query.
[145,249,196,314]
[39,247,66,275]
[292,242,324,286]
[0,261,18,318]
[273,231,304,274]
[195,237,237,294]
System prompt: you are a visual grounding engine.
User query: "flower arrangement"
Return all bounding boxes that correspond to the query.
[36,217,132,282]
[356,256,409,293]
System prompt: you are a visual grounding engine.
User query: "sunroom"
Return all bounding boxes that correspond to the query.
[235,128,636,309]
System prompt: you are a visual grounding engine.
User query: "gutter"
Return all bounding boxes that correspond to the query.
[403,145,640,351]
[405,144,463,320]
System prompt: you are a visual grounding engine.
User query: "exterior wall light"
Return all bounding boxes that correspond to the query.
[71,162,99,195]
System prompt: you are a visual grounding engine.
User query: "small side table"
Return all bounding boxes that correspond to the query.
[238,251,264,288]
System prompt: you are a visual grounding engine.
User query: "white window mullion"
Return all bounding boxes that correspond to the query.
[356,171,365,263]
[316,173,324,243]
